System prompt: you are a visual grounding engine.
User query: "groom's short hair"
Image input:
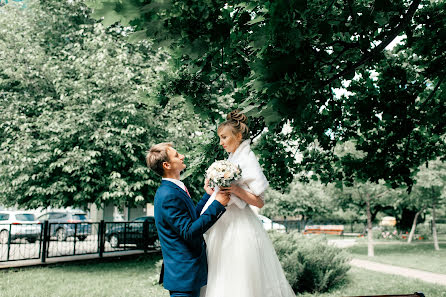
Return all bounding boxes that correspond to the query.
[146,142,173,176]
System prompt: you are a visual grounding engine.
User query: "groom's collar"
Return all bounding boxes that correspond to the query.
[162,178,186,192]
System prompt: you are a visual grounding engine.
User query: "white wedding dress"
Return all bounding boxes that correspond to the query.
[200,140,296,297]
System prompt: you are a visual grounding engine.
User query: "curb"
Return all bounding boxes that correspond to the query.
[0,249,161,270]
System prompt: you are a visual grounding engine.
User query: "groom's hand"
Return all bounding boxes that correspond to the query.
[204,178,214,196]
[215,191,230,206]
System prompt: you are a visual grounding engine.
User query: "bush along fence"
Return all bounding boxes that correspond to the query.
[0,220,159,263]
[273,218,446,239]
[273,219,367,235]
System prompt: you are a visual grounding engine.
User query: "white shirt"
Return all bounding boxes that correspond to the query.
[162,178,187,192]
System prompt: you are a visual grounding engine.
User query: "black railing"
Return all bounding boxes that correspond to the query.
[273,220,304,232]
[0,223,42,262]
[0,220,159,263]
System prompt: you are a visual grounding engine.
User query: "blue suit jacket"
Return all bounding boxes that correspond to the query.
[154,180,226,292]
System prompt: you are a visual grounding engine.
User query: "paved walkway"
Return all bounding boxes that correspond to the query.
[0,250,154,270]
[328,239,357,248]
[351,258,446,286]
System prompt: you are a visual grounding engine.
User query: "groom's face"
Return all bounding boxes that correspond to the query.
[164,147,186,174]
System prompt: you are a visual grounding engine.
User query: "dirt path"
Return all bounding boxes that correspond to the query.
[351,258,446,286]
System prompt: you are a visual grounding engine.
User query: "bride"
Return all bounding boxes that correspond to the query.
[200,110,296,297]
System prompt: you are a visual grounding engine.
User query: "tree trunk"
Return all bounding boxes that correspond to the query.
[408,207,424,244]
[366,195,374,257]
[432,196,440,251]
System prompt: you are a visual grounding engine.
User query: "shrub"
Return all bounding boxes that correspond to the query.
[269,231,350,294]
[416,224,432,240]
[373,226,400,240]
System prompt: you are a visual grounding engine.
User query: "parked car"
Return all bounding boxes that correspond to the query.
[258,215,286,232]
[0,211,41,244]
[105,216,159,249]
[37,210,91,241]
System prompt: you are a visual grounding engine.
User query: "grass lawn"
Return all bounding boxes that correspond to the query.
[0,254,169,297]
[1,254,445,297]
[299,266,446,297]
[348,241,446,275]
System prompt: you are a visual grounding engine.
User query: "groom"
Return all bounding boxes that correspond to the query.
[146,142,229,297]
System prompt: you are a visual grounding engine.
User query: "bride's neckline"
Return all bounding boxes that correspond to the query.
[228,139,251,160]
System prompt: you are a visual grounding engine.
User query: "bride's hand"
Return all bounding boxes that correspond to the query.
[219,185,238,195]
[204,178,214,196]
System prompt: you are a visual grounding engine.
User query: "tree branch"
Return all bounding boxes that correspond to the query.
[322,0,422,87]
[317,0,337,18]
[251,128,264,140]
[375,189,390,199]
[420,75,445,110]
[324,40,360,48]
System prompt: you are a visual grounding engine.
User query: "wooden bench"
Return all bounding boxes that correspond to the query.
[303,224,344,235]
[347,293,425,297]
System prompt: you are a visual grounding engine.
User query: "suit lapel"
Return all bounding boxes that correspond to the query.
[161,180,197,220]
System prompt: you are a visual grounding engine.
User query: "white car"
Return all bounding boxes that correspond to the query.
[258,215,286,232]
[0,211,41,244]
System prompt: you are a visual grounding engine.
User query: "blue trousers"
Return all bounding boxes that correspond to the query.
[169,289,200,297]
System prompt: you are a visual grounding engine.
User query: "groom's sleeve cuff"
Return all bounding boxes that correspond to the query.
[210,200,226,218]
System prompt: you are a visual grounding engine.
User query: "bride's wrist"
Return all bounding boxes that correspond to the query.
[232,186,241,196]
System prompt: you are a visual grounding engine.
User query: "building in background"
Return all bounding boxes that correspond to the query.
[0,203,154,222]
[88,203,154,222]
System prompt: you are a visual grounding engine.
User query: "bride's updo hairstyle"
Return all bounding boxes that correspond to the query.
[218,110,250,141]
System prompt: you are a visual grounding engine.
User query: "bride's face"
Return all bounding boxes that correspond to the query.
[218,126,242,153]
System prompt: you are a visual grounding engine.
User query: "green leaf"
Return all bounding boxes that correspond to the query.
[246,16,265,26]
[240,103,260,115]
[127,30,147,43]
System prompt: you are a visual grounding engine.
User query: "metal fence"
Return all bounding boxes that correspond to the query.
[273,219,304,232]
[271,219,367,234]
[0,220,159,263]
[0,223,42,262]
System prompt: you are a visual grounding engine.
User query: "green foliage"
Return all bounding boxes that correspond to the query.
[262,180,333,220]
[87,0,446,189]
[335,181,405,223]
[253,131,294,190]
[373,227,399,240]
[0,1,169,208]
[394,159,446,230]
[181,132,227,201]
[334,53,445,189]
[413,224,432,240]
[269,231,350,293]
[413,159,446,200]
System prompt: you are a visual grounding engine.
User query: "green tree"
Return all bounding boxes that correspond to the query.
[87,0,446,190]
[0,1,169,208]
[411,159,446,250]
[338,181,399,256]
[262,180,333,221]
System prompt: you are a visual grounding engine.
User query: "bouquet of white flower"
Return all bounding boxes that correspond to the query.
[206,160,242,188]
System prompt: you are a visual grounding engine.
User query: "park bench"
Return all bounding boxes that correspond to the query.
[303,224,344,235]
[347,293,424,297]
